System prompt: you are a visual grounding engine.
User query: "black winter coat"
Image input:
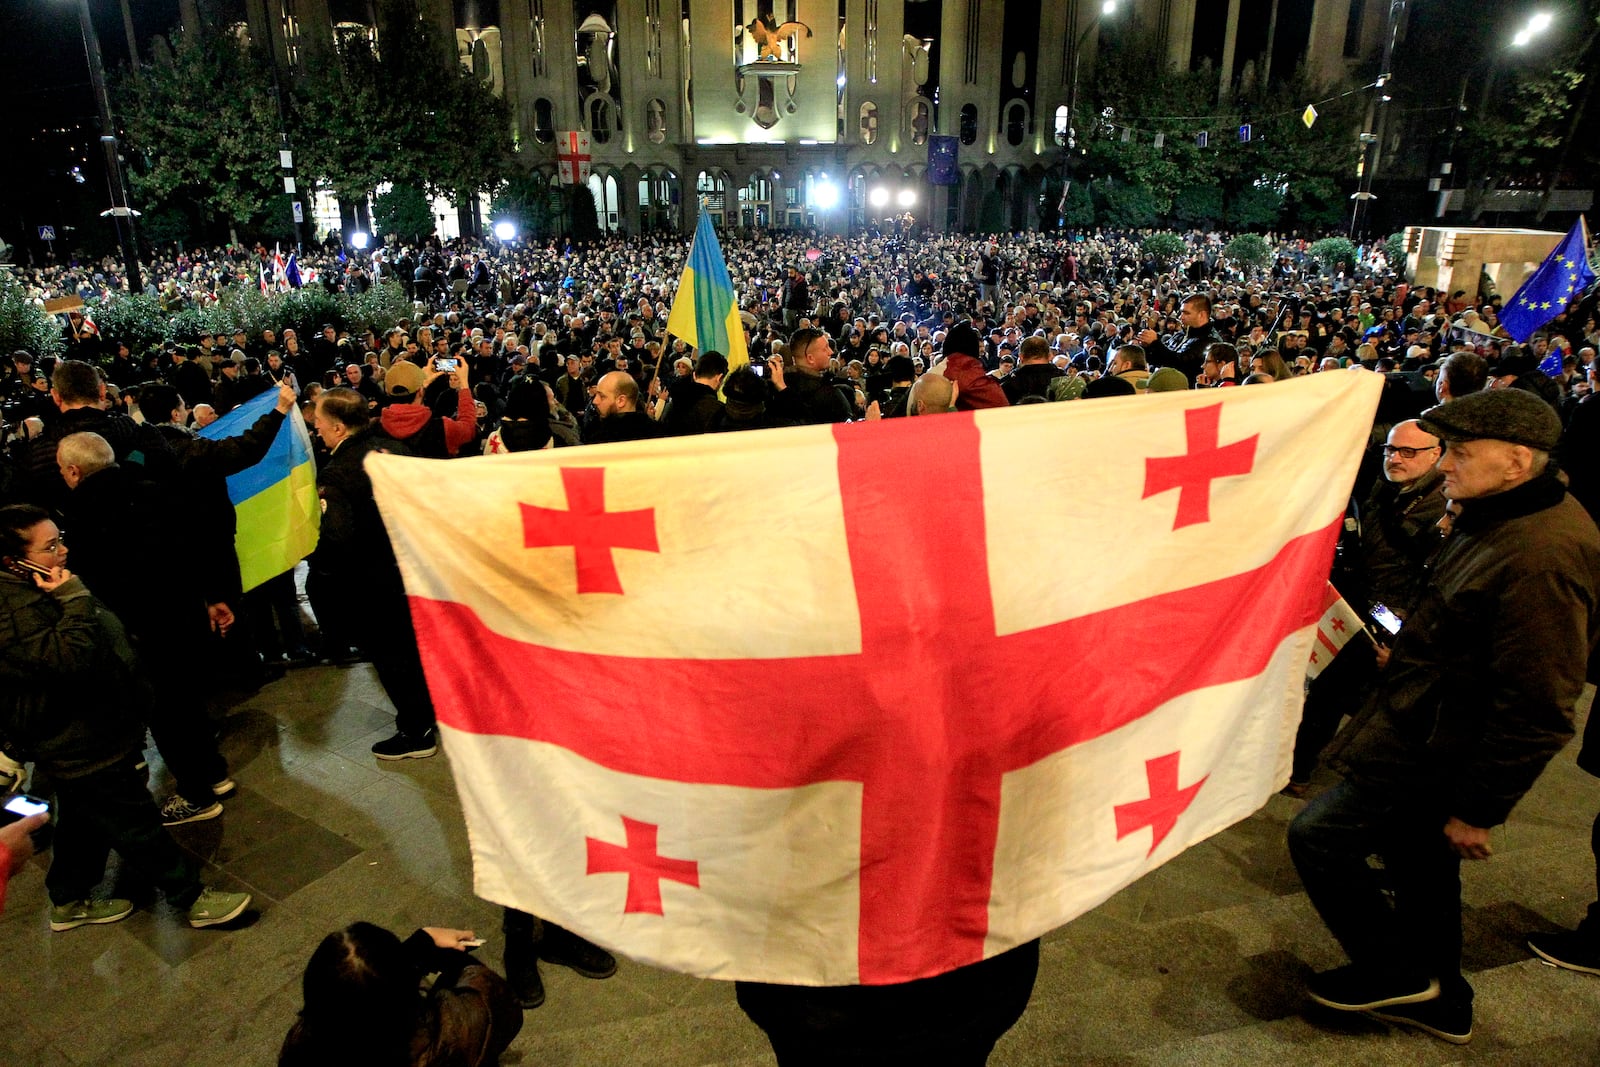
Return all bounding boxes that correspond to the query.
[1328,473,1600,827]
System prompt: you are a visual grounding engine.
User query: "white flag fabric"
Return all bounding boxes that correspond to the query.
[1306,583,1369,679]
[367,371,1382,986]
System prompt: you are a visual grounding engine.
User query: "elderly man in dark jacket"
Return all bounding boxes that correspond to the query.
[310,387,438,760]
[1288,389,1600,1045]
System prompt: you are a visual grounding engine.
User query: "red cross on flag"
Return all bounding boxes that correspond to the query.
[556,130,592,185]
[366,372,1382,987]
[1306,583,1369,679]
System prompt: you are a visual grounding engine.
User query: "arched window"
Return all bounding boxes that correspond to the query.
[1053,105,1069,147]
[587,97,614,144]
[909,100,931,146]
[959,103,978,146]
[1004,102,1027,147]
[533,98,555,144]
[859,102,879,145]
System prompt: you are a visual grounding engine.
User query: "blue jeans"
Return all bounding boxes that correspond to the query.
[1287,777,1471,1003]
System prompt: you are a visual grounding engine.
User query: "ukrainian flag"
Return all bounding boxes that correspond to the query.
[197,387,320,592]
[666,206,749,373]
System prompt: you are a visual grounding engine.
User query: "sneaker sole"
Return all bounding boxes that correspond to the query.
[162,804,224,827]
[1529,941,1600,976]
[373,746,438,761]
[189,895,252,929]
[50,907,134,932]
[1366,1008,1472,1045]
[543,957,618,980]
[1308,977,1440,1012]
[211,780,237,799]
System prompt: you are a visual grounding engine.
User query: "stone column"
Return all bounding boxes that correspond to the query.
[1218,0,1242,97]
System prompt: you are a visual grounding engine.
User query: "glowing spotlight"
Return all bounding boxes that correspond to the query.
[869,186,890,209]
[896,189,916,208]
[1101,0,1118,15]
[812,180,840,210]
[350,231,370,250]
[494,220,518,241]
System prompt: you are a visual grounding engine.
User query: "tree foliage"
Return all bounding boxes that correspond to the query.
[1309,237,1358,275]
[1072,32,1363,232]
[1224,233,1272,270]
[1142,232,1187,264]
[373,184,436,243]
[293,0,510,215]
[118,21,285,238]
[0,274,66,359]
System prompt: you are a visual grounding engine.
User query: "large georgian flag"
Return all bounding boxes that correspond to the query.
[366,372,1382,987]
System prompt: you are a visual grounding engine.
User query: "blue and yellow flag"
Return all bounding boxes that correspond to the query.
[197,388,320,592]
[666,206,749,373]
[1502,217,1596,343]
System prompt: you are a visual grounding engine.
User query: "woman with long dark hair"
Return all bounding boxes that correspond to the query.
[279,922,522,1066]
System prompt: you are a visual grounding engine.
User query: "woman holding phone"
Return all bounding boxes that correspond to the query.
[0,504,251,932]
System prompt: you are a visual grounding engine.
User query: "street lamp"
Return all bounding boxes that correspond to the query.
[1513,12,1554,46]
[1060,0,1124,220]
[70,0,141,293]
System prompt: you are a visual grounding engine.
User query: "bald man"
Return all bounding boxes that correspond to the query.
[583,370,663,444]
[907,368,957,415]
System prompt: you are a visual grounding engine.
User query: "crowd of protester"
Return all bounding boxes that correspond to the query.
[4,220,1600,1062]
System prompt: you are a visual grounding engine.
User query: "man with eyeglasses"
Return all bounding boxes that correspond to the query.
[1287,420,1447,795]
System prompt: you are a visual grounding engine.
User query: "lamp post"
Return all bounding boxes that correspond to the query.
[1448,9,1559,222]
[1061,1,1123,224]
[72,0,141,294]
[1349,1,1406,239]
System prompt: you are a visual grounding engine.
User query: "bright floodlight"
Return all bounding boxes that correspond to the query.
[1101,0,1118,15]
[896,189,916,208]
[494,220,517,241]
[869,186,890,209]
[350,231,370,250]
[812,180,839,210]
[1528,12,1553,32]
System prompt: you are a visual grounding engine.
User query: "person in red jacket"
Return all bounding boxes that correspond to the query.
[937,322,1009,411]
[376,359,478,458]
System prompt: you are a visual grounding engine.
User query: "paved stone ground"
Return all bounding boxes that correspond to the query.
[3,658,1599,1066]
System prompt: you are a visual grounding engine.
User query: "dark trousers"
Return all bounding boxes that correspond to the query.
[363,591,436,738]
[1287,777,1471,1003]
[1291,639,1377,784]
[46,757,201,909]
[735,939,1039,1067]
[305,565,356,655]
[138,626,228,807]
[1581,807,1600,942]
[244,571,307,657]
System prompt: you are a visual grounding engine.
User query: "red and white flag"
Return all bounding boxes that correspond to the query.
[367,372,1382,986]
[556,130,592,185]
[1306,583,1368,679]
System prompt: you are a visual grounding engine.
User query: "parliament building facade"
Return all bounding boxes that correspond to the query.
[234,0,1393,235]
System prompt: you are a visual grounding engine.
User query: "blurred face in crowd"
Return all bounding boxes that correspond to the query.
[343,364,363,386]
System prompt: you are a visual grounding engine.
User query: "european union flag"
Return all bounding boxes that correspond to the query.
[1502,217,1596,343]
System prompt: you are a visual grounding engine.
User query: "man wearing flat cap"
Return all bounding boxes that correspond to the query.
[1290,388,1600,1045]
